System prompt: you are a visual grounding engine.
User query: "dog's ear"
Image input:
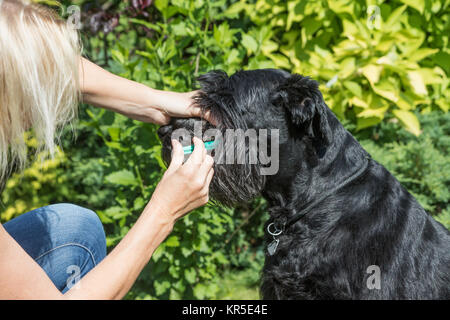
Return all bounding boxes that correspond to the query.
[272,74,332,145]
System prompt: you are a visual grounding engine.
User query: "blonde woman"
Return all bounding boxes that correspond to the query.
[0,0,214,299]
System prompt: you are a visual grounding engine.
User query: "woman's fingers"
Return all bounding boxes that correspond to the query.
[185,136,206,166]
[189,105,217,127]
[199,168,214,205]
[205,167,214,186]
[202,110,218,126]
[199,154,214,177]
[167,139,184,172]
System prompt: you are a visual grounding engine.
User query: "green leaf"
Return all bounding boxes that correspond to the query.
[165,235,180,247]
[152,246,164,262]
[184,268,197,284]
[105,170,137,186]
[193,283,207,299]
[171,22,189,36]
[103,207,131,219]
[154,280,171,296]
[104,141,129,152]
[129,18,162,33]
[399,0,425,13]
[96,211,113,224]
[432,52,450,75]
[384,5,407,29]
[107,127,121,141]
[241,34,258,53]
[154,0,169,12]
[302,17,321,37]
[224,1,247,16]
[110,49,125,64]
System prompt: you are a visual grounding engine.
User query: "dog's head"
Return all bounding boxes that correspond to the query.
[158,69,333,206]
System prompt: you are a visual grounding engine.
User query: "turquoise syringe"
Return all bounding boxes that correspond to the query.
[183,140,216,155]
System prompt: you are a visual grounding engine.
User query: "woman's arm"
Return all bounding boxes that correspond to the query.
[79,58,207,125]
[0,138,214,299]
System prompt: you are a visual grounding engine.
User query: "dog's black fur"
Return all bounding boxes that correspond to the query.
[158,69,450,299]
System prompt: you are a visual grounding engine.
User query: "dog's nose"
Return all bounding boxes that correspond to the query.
[157,125,173,140]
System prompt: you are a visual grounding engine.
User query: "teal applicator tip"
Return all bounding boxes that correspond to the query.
[183,141,216,155]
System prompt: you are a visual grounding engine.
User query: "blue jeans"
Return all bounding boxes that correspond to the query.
[3,203,107,293]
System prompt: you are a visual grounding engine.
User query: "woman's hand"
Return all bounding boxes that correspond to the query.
[151,90,213,124]
[145,137,214,226]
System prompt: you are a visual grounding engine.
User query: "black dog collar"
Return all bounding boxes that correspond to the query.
[267,156,371,256]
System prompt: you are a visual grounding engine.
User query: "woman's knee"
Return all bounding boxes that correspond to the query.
[44,203,107,262]
[18,203,108,265]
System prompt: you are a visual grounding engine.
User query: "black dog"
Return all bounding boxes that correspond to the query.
[158,69,450,299]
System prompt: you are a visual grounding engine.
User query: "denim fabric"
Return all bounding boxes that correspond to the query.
[3,203,107,293]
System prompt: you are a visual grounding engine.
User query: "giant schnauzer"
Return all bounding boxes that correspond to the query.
[158,69,450,299]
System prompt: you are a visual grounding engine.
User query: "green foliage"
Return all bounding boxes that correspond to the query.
[1,0,449,299]
[228,0,450,135]
[212,268,260,300]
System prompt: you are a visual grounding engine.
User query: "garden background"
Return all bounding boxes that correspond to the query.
[0,0,448,299]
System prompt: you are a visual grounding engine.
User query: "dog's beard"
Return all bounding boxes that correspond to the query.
[210,131,266,206]
[159,117,266,207]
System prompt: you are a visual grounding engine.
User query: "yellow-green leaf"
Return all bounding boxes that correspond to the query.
[261,40,278,55]
[372,80,399,102]
[417,67,444,85]
[343,81,362,97]
[361,64,382,84]
[397,97,413,111]
[357,106,388,118]
[241,34,258,53]
[267,53,291,69]
[435,97,449,112]
[349,96,369,108]
[356,117,383,131]
[392,110,421,136]
[409,48,439,62]
[407,71,427,95]
[339,57,356,79]
[105,170,137,186]
[110,49,125,64]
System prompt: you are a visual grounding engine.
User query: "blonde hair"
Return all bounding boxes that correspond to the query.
[0,0,80,182]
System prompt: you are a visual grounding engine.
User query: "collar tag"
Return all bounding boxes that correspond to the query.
[267,222,283,255]
[267,238,279,256]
